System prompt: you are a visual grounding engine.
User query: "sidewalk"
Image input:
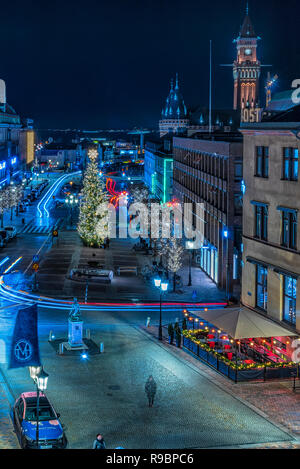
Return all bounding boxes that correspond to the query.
[141,323,300,442]
[0,381,18,449]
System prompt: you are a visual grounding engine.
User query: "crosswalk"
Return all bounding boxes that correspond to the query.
[18,219,63,235]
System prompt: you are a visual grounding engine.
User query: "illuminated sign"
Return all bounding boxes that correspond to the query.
[241,107,262,123]
[11,157,17,165]
[0,161,6,170]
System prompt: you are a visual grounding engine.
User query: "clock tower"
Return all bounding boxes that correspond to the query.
[233,4,261,110]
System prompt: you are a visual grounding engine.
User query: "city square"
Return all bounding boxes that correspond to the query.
[0,0,299,458]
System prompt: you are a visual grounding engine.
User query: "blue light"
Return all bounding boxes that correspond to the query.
[223,230,228,239]
[11,157,17,165]
[241,180,246,195]
[81,353,88,360]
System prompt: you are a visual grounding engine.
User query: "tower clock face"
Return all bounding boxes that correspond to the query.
[244,48,252,56]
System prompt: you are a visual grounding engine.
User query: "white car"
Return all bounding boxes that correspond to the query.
[4,226,17,240]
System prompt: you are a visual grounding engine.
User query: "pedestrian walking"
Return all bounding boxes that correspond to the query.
[145,375,157,407]
[92,434,106,449]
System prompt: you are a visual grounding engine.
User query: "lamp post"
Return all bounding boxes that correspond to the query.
[29,366,49,448]
[154,278,169,341]
[223,228,229,301]
[186,240,194,287]
[66,194,79,227]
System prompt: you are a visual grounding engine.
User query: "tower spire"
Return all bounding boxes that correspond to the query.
[175,73,179,90]
[170,78,174,91]
[246,1,249,16]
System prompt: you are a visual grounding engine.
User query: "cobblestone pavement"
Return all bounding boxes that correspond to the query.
[0,382,18,449]
[1,318,293,449]
[143,325,300,443]
[36,233,226,302]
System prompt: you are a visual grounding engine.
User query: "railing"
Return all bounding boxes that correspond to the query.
[182,336,299,383]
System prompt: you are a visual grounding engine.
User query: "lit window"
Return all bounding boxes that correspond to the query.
[256,264,268,311]
[283,275,297,326]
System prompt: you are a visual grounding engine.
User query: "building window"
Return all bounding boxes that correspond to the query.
[254,204,268,240]
[234,162,243,181]
[255,146,269,178]
[283,275,297,326]
[256,264,268,311]
[280,209,298,250]
[283,148,298,181]
[234,193,243,215]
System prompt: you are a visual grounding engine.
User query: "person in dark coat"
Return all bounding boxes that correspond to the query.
[145,375,157,407]
[93,434,106,449]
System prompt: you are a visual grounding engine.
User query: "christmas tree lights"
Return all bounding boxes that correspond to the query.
[77,149,108,247]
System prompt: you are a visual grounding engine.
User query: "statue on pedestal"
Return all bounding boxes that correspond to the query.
[69,298,82,322]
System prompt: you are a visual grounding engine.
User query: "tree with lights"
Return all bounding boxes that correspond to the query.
[0,188,9,227]
[166,237,184,292]
[77,149,108,247]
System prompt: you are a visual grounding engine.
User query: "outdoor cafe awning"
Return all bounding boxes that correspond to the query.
[190,307,298,340]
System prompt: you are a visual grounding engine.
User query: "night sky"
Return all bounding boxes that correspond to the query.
[2,0,299,130]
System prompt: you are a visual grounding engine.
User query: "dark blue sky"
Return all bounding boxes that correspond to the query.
[2,0,299,129]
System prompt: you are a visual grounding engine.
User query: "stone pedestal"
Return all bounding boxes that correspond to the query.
[64,320,88,350]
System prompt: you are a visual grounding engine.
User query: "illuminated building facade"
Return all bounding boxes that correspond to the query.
[240,103,300,337]
[144,138,173,203]
[0,79,34,184]
[159,74,189,137]
[233,6,261,111]
[173,133,243,298]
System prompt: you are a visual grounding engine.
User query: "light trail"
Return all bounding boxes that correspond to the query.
[0,262,227,312]
[3,257,22,274]
[37,171,81,218]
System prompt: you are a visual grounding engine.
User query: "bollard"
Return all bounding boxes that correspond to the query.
[100,342,104,353]
[86,329,91,340]
[146,317,151,328]
[49,330,53,342]
[58,343,64,355]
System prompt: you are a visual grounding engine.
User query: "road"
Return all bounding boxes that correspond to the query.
[0,171,293,449]
[0,306,294,449]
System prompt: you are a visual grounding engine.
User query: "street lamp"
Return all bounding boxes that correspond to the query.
[29,366,49,448]
[154,277,168,341]
[223,228,229,301]
[65,194,79,226]
[186,240,194,287]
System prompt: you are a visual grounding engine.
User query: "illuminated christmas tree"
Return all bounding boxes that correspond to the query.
[77,149,108,247]
[166,237,184,292]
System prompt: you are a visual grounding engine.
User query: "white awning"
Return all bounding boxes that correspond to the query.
[190,307,298,340]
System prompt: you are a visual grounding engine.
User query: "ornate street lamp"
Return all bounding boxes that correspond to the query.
[186,240,194,286]
[29,366,49,448]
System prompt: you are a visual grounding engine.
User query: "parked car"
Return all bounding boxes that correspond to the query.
[13,392,67,449]
[4,226,17,239]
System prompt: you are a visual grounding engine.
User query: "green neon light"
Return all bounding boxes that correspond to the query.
[163,159,173,204]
